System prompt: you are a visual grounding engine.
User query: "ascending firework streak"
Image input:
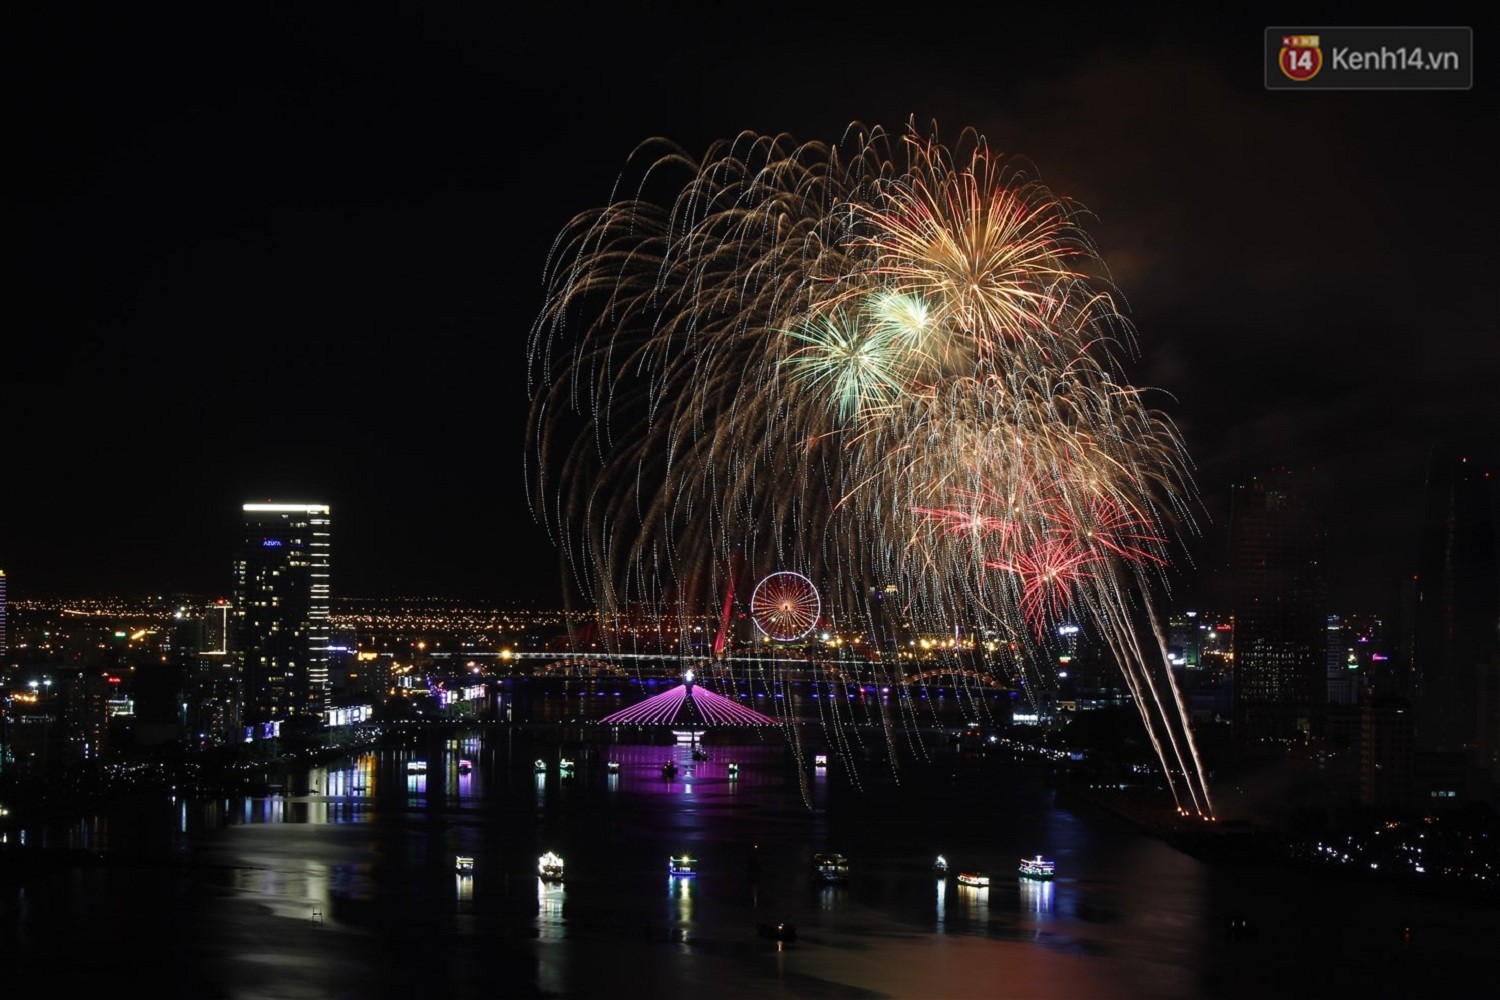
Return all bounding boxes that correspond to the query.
[525,120,1214,818]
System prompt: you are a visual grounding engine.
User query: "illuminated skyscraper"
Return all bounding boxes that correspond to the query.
[0,567,7,663]
[1226,471,1328,756]
[234,503,331,726]
[1412,448,1498,758]
[205,597,233,655]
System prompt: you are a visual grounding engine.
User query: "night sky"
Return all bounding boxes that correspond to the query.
[6,7,1496,613]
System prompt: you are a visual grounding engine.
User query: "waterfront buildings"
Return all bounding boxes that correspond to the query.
[234,503,332,727]
[1226,471,1328,757]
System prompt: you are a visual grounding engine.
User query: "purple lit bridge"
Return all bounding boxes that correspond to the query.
[597,672,779,728]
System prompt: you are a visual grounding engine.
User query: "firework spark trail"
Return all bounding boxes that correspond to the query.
[1081,576,1211,815]
[526,120,1214,816]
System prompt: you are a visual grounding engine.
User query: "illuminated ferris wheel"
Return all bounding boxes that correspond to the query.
[749,570,821,642]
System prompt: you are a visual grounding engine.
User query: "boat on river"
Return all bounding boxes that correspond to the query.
[538,851,565,882]
[1019,855,1055,880]
[813,852,850,883]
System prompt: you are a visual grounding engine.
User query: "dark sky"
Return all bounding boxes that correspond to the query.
[6,7,1497,613]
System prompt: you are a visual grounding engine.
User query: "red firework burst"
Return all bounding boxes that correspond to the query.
[1048,490,1166,566]
[987,537,1097,633]
[913,488,1018,542]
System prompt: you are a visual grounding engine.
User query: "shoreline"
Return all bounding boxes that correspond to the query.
[1053,777,1500,906]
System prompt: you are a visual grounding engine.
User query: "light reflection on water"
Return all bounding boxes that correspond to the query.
[955,879,990,925]
[7,727,1496,998]
[536,877,565,940]
[1021,875,1055,914]
[667,873,696,944]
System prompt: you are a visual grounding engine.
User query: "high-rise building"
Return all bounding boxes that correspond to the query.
[204,597,233,655]
[1226,471,1328,756]
[1360,694,1415,810]
[234,502,332,726]
[1411,447,1498,762]
[0,567,7,663]
[157,598,239,747]
[1326,614,1360,706]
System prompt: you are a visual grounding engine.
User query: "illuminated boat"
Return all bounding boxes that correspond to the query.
[933,855,950,876]
[813,853,850,883]
[727,762,740,776]
[538,851,565,882]
[668,853,698,877]
[455,855,475,875]
[606,760,621,773]
[533,759,547,773]
[757,920,797,942]
[956,871,990,887]
[406,760,427,774]
[559,758,575,774]
[457,759,473,773]
[1018,855,1055,880]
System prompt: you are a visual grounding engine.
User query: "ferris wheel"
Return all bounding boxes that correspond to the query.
[749,570,822,642]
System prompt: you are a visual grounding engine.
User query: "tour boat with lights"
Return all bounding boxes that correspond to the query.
[813,853,850,883]
[1019,855,1055,880]
[457,759,473,774]
[933,855,949,876]
[956,870,990,887]
[538,851,565,882]
[406,760,427,774]
[606,760,620,773]
[534,759,547,773]
[668,853,698,877]
[455,855,475,875]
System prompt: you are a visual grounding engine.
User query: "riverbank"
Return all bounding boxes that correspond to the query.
[1054,775,1500,905]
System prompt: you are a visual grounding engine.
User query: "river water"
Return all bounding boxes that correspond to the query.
[4,716,1495,998]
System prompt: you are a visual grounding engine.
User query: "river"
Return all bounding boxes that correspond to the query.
[3,713,1495,998]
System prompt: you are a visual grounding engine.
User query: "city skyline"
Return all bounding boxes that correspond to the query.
[6,9,1496,613]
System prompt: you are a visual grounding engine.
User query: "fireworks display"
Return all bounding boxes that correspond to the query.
[526,120,1213,817]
